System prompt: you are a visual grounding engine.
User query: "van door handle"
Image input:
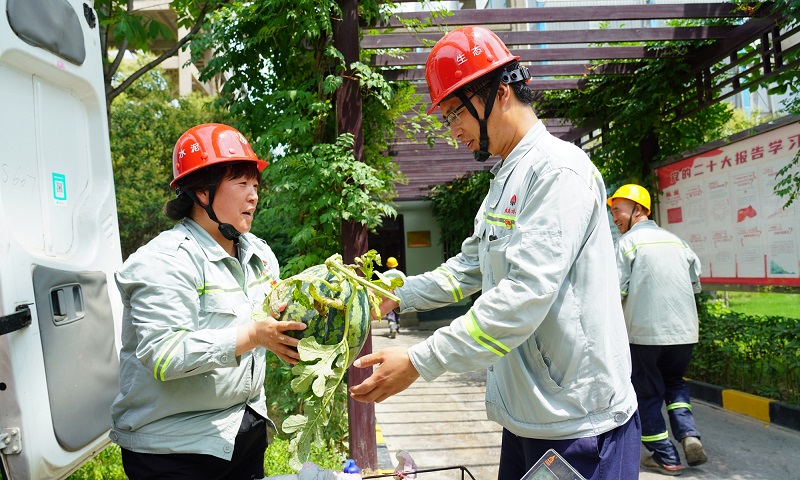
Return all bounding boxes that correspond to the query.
[50,284,85,325]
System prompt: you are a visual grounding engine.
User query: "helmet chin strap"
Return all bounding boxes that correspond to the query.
[626,204,640,232]
[625,205,636,232]
[179,188,241,245]
[456,66,531,163]
[457,73,502,163]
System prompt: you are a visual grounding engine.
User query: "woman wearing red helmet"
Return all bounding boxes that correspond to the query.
[351,27,640,480]
[110,123,306,479]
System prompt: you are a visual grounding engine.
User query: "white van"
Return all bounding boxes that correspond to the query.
[0,0,123,478]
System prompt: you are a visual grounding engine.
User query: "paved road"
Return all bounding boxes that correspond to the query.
[370,321,800,480]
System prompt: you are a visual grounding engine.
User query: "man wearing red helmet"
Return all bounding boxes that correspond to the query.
[110,124,306,479]
[351,27,640,479]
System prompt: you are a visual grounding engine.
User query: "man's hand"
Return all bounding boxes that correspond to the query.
[374,297,400,320]
[349,346,420,403]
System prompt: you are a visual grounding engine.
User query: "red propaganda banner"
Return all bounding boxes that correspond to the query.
[654,120,800,288]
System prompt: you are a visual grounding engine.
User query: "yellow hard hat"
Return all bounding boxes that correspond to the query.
[608,184,651,215]
[386,257,398,268]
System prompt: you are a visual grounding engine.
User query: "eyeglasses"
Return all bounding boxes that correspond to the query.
[443,104,467,129]
[442,84,489,129]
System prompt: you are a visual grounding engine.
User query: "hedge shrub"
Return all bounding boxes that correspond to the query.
[689,296,800,405]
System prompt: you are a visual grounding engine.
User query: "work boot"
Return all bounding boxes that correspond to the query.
[641,455,683,476]
[681,436,708,467]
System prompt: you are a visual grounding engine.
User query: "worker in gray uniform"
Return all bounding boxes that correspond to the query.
[350,26,640,480]
[609,184,708,476]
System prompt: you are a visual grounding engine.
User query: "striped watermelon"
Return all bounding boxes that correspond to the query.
[259,252,402,471]
[264,263,370,365]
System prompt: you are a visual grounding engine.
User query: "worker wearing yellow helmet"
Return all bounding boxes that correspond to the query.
[608,184,707,475]
[608,184,651,234]
[382,256,406,338]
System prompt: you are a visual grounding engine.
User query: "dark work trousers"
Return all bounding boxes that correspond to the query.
[630,343,700,466]
[121,406,268,480]
[497,411,641,480]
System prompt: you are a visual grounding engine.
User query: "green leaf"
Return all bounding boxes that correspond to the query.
[265,250,401,470]
[290,339,346,397]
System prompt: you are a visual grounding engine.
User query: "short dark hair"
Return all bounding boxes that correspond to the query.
[164,162,261,221]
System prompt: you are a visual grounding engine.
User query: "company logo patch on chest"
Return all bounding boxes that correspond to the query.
[505,193,517,215]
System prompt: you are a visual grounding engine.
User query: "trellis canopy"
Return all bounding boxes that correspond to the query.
[365,2,797,199]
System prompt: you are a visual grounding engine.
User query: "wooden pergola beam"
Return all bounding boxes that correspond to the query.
[362,25,736,49]
[370,3,753,29]
[380,62,639,82]
[372,45,680,67]
[367,2,788,200]
[688,13,782,72]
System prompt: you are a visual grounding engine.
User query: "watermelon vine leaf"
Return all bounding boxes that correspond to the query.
[290,338,346,397]
[260,250,403,470]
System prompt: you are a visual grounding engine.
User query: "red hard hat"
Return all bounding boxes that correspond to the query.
[171,123,268,189]
[425,26,519,115]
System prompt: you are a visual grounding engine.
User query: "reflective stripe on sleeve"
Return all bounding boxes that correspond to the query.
[435,268,464,302]
[154,330,188,381]
[199,283,243,295]
[464,310,510,357]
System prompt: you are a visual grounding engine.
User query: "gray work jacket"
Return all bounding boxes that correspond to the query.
[110,219,279,459]
[398,121,637,440]
[615,219,702,345]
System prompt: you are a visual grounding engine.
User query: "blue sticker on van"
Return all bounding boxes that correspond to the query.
[52,173,67,201]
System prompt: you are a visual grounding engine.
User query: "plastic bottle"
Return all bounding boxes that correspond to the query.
[339,459,361,479]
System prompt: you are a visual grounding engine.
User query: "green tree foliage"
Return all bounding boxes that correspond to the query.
[734,1,800,207]
[66,443,126,480]
[543,53,731,192]
[263,438,345,476]
[95,0,228,115]
[110,60,226,258]
[196,0,435,277]
[774,98,800,207]
[428,170,492,259]
[543,2,799,195]
[753,0,800,21]
[719,105,779,138]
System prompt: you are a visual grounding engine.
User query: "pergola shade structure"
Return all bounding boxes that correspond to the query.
[363,2,799,200]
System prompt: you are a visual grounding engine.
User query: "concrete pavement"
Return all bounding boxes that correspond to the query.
[368,320,800,480]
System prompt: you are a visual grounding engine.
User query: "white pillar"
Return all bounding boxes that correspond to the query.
[177,26,192,97]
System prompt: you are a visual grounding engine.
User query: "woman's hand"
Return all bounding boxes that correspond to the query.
[237,304,306,363]
[253,315,306,364]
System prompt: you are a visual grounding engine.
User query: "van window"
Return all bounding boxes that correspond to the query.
[7,0,86,65]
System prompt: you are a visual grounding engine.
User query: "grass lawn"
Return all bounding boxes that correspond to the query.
[724,291,800,319]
